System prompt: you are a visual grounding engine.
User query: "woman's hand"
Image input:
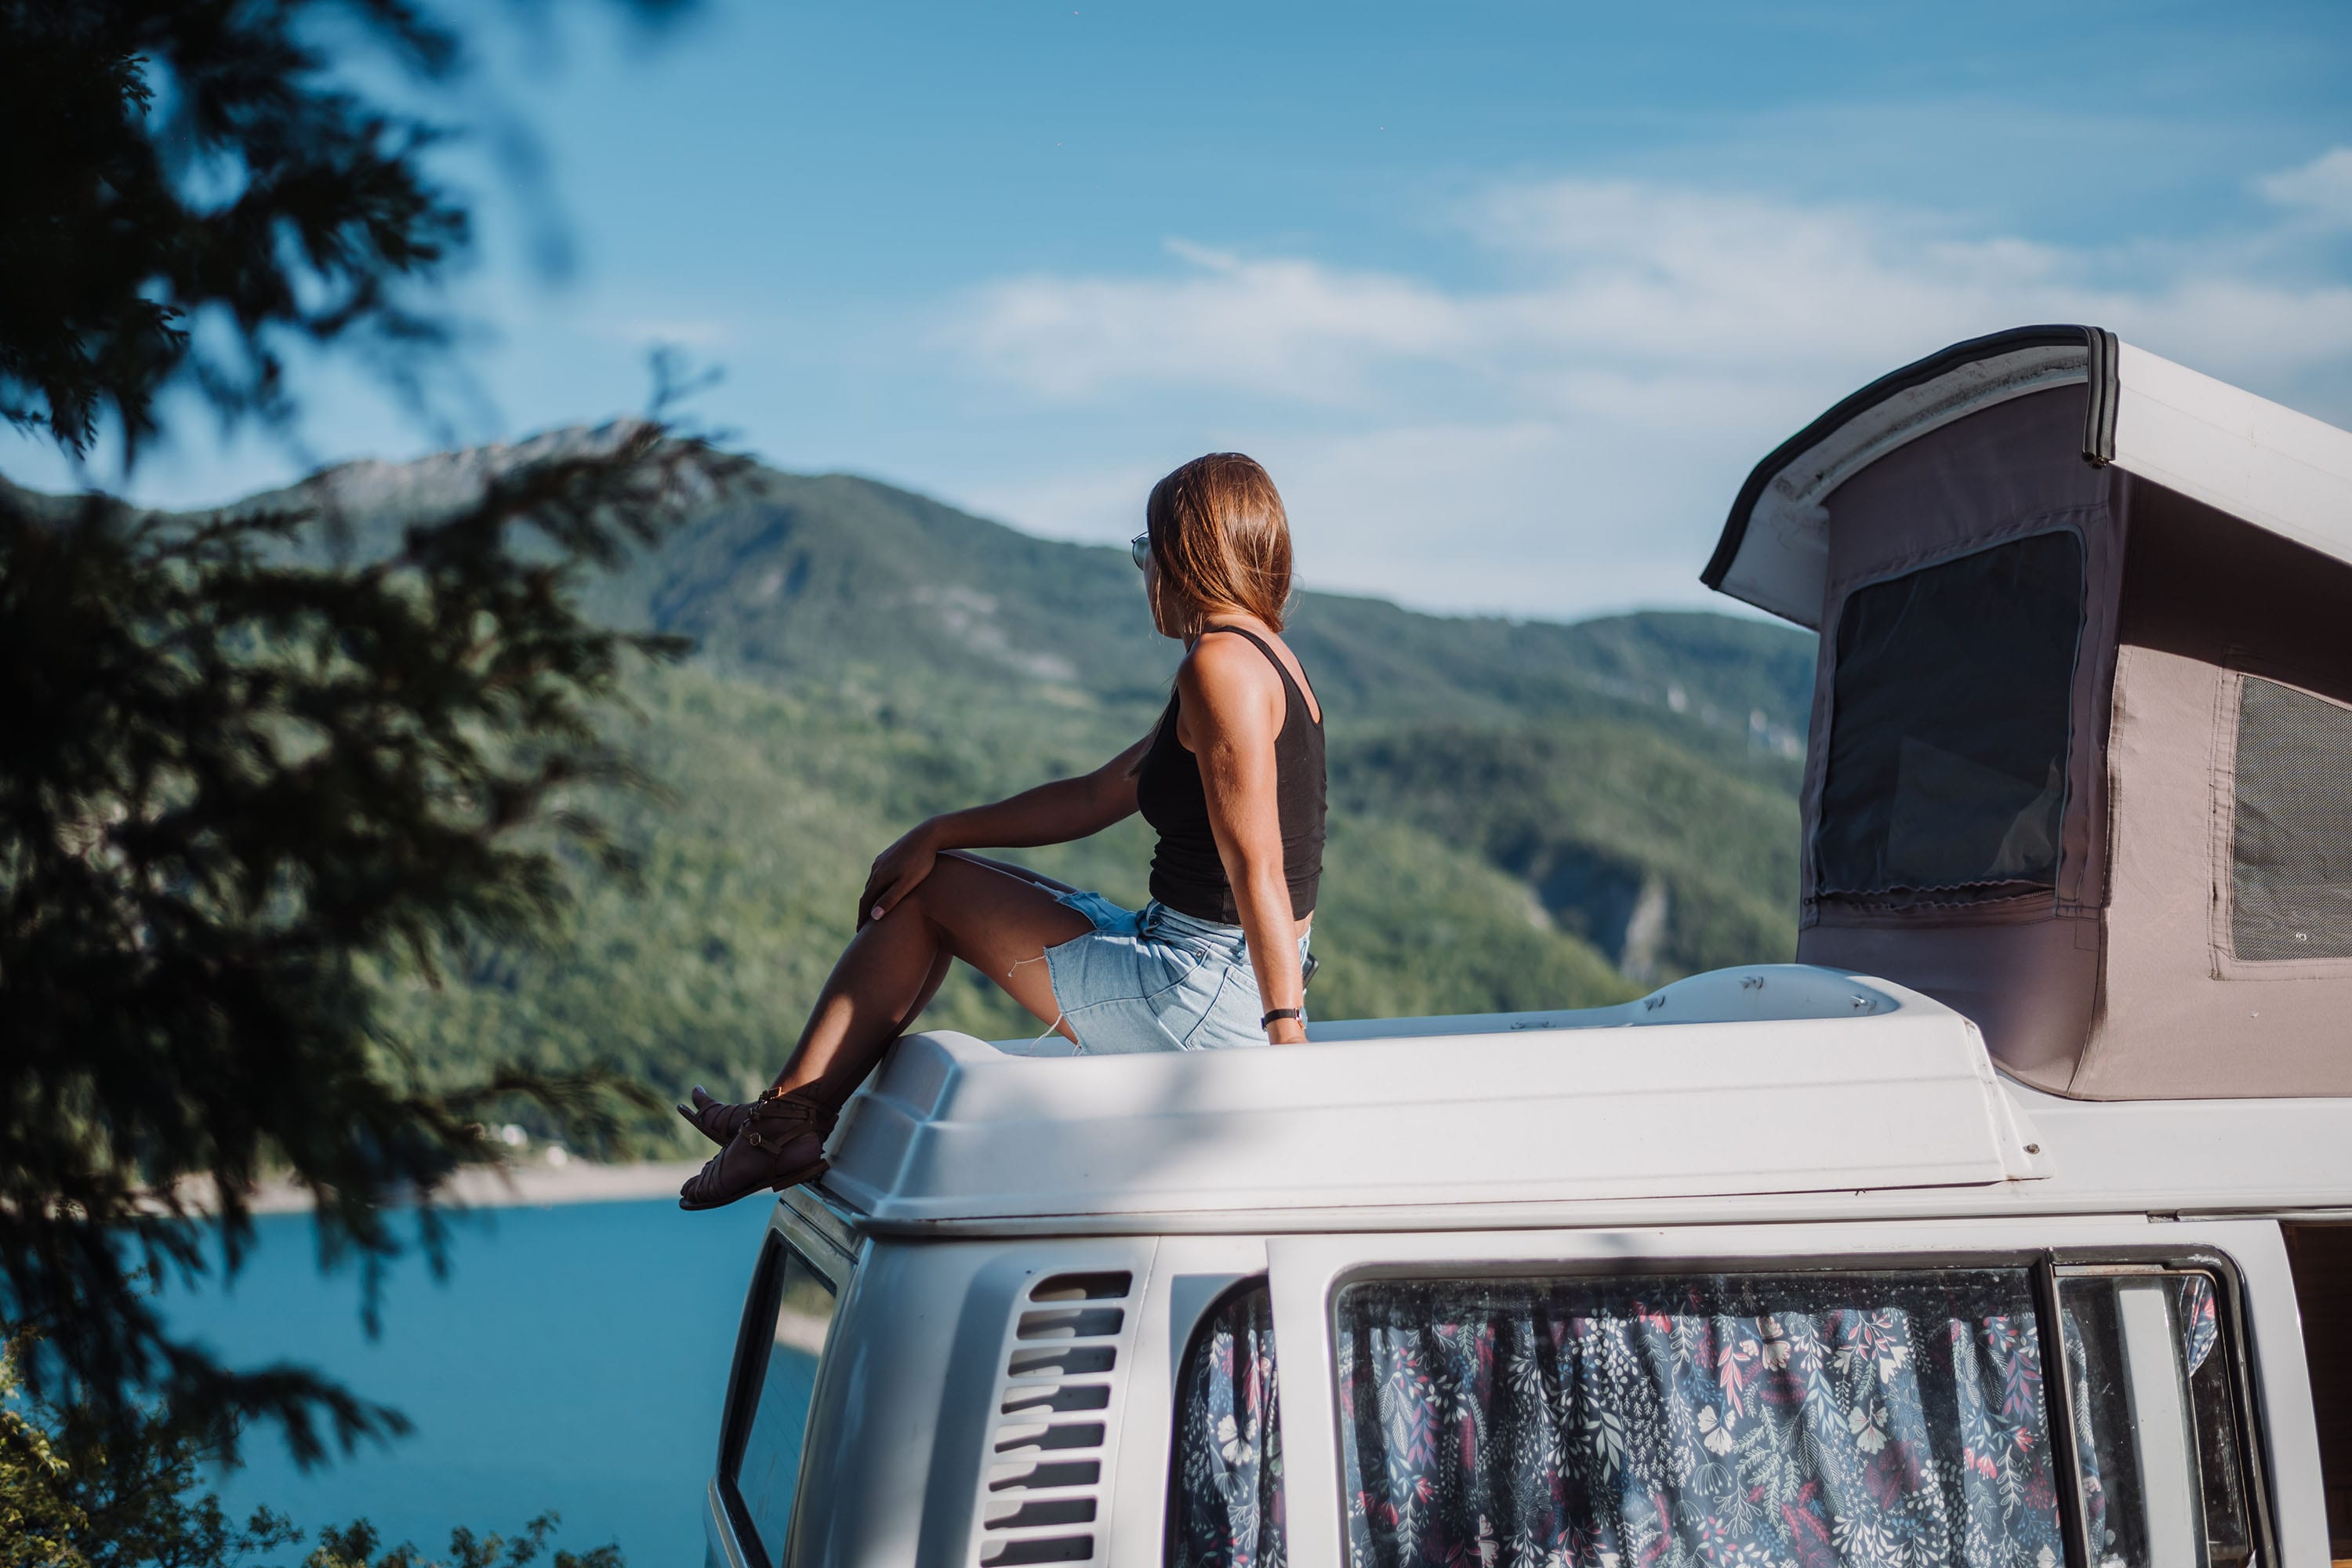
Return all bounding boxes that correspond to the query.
[858,821,942,929]
[1265,1015,1308,1046]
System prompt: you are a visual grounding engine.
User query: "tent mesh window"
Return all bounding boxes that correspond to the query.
[2231,677,2352,960]
[1816,531,2085,899]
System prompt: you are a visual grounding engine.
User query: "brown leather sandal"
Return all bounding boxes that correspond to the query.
[677,1087,837,1212]
[674,1084,753,1147]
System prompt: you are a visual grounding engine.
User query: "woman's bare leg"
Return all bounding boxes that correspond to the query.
[767,855,1093,1104]
[900,947,956,1035]
[895,851,1083,1023]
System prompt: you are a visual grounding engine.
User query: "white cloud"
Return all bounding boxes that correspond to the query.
[1260,420,1719,612]
[956,174,2352,403]
[2257,146,2352,228]
[949,239,1468,404]
[938,158,2352,620]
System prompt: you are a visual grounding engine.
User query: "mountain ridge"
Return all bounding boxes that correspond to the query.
[17,433,1814,764]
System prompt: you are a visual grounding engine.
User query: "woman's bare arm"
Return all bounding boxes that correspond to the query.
[1181,635,1308,1044]
[927,731,1152,850]
[861,731,1152,923]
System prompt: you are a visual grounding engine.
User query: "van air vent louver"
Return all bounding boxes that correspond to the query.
[975,1271,1132,1568]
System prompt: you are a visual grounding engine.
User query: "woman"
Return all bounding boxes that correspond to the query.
[677,452,1327,1210]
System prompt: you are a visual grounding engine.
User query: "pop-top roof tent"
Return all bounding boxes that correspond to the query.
[1705,325,2352,1099]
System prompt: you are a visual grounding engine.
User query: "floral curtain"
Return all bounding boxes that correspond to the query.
[1164,1271,2223,1568]
[1169,1283,1287,1568]
[1335,1272,2074,1568]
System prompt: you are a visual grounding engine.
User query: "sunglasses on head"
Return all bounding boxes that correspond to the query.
[1130,531,1152,571]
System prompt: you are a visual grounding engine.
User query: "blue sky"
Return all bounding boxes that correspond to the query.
[12,0,2352,619]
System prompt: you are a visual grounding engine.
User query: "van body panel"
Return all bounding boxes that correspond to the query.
[706,1203,2346,1564]
[710,992,2352,1563]
[2219,1221,2335,1568]
[749,1232,1178,1568]
[789,1240,1102,1567]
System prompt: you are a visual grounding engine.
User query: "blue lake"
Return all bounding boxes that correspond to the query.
[164,1194,775,1568]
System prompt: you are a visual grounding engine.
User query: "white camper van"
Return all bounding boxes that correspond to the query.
[702,327,2352,1568]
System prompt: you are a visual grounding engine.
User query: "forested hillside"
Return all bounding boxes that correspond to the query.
[223,443,1818,1149]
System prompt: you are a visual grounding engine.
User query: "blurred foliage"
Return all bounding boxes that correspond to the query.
[0,430,731,1457]
[2,1327,620,1568]
[299,1515,620,1568]
[0,0,717,1475]
[0,0,695,465]
[1331,719,1800,983]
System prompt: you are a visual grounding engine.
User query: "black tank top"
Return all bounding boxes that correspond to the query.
[1134,625,1327,924]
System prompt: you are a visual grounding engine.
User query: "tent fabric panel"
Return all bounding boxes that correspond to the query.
[1817,384,2109,599]
[1803,387,2125,923]
[2116,476,2352,712]
[2076,646,2352,1099]
[1704,328,2352,632]
[1796,912,2097,1094]
[1704,326,2109,626]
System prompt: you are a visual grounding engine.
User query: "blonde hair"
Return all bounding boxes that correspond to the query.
[1144,453,1293,633]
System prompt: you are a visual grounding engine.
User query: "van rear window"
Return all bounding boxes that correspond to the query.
[1334,1266,2252,1568]
[721,1240,839,1568]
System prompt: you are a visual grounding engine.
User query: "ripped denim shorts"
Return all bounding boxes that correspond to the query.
[1041,889,1310,1054]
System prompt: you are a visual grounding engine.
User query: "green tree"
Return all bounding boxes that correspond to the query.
[0,0,688,465]
[4,1327,622,1568]
[1,425,730,1454]
[0,0,722,1464]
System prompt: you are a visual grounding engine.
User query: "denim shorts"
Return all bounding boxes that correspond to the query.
[1041,890,1310,1054]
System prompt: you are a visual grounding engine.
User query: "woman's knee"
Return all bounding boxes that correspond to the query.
[902,856,987,931]
[919,857,1087,963]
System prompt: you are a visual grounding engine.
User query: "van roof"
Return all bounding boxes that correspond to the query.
[814,964,2352,1236]
[1702,325,2352,629]
[818,964,2352,1232]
